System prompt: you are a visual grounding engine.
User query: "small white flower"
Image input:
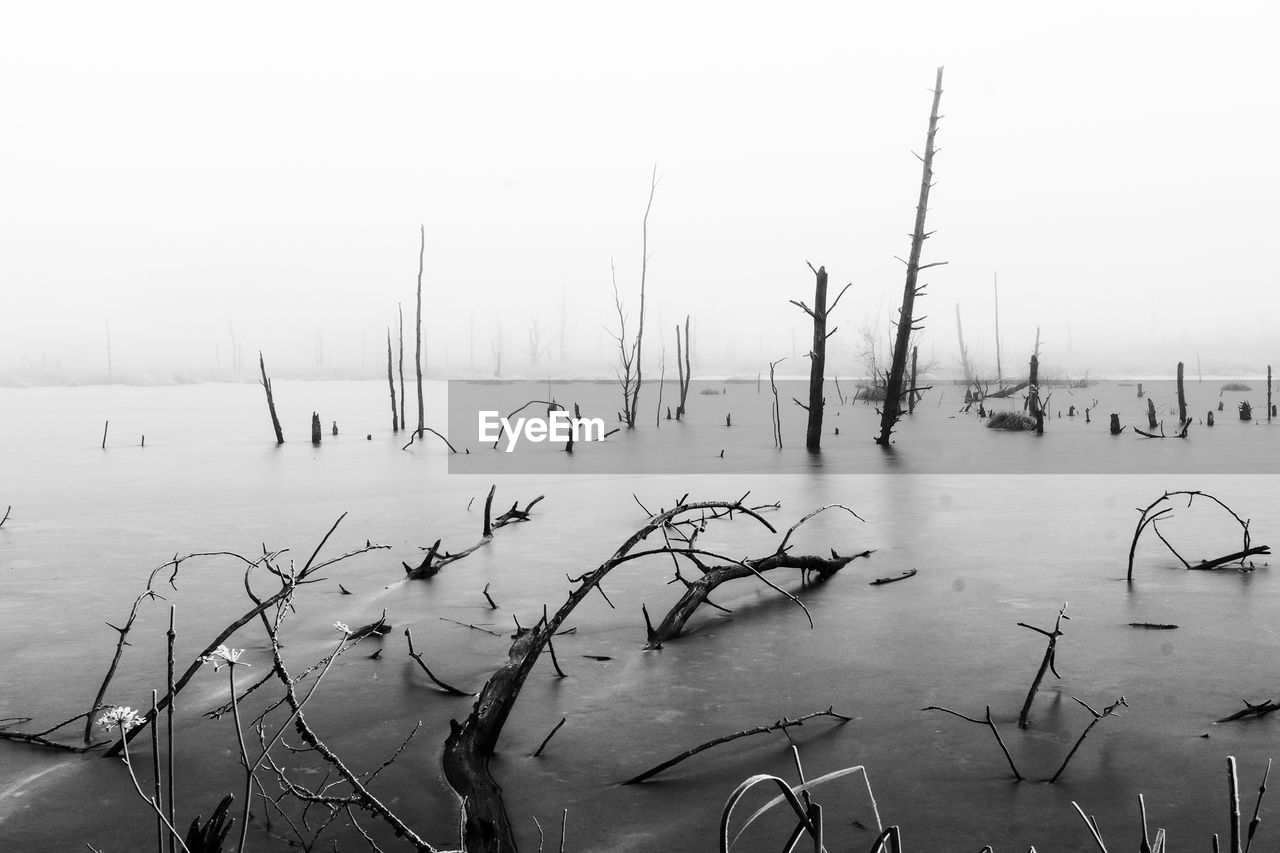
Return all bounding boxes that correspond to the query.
[333,621,350,635]
[199,644,249,671]
[97,705,144,732]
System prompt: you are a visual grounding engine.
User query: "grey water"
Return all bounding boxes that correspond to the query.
[2,378,1279,851]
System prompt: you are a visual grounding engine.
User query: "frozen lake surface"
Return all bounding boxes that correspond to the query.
[2,377,1279,851]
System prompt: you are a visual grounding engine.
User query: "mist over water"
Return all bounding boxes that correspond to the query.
[2,379,1280,850]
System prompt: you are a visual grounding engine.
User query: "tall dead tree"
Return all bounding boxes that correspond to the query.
[259,351,284,445]
[398,303,406,431]
[993,275,1002,384]
[955,303,973,382]
[675,316,691,419]
[414,225,425,437]
[386,329,399,432]
[876,66,946,447]
[791,264,852,449]
[1269,365,1273,422]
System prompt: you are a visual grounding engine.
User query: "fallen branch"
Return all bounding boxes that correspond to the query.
[1217,699,1280,724]
[869,569,916,586]
[1129,622,1178,629]
[622,708,851,785]
[404,486,545,579]
[405,628,475,697]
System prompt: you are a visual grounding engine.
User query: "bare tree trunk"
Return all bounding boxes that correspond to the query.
[398,303,405,431]
[769,358,785,447]
[994,275,1002,384]
[805,266,828,448]
[955,304,973,382]
[311,412,321,445]
[1028,353,1045,434]
[259,351,284,445]
[1147,398,1158,429]
[1269,365,1273,422]
[386,330,398,432]
[1177,361,1187,424]
[876,67,946,447]
[415,226,425,437]
[907,346,919,415]
[675,316,691,419]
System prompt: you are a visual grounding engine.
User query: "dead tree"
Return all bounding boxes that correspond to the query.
[443,496,829,852]
[608,168,660,430]
[414,226,425,437]
[877,67,946,447]
[608,259,639,427]
[1025,354,1048,434]
[1147,398,1158,430]
[1017,604,1068,729]
[386,329,399,432]
[993,275,1003,385]
[955,303,974,383]
[769,358,785,448]
[311,412,321,445]
[1127,490,1271,582]
[1177,361,1188,425]
[397,303,406,429]
[675,316,691,419]
[258,352,284,445]
[1270,366,1273,423]
[791,263,852,449]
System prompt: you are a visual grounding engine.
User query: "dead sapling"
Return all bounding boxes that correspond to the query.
[922,704,1024,781]
[1047,696,1127,783]
[404,485,545,579]
[1127,490,1271,582]
[1017,603,1069,729]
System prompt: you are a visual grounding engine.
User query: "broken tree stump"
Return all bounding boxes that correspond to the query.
[311,412,321,445]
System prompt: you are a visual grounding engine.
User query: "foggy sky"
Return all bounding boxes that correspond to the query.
[3,2,1277,382]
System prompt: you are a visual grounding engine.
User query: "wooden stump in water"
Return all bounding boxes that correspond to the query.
[331,421,338,436]
[1109,413,1123,435]
[1146,398,1157,429]
[1207,410,1215,426]
[1136,382,1144,398]
[312,412,322,444]
[1177,361,1187,424]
